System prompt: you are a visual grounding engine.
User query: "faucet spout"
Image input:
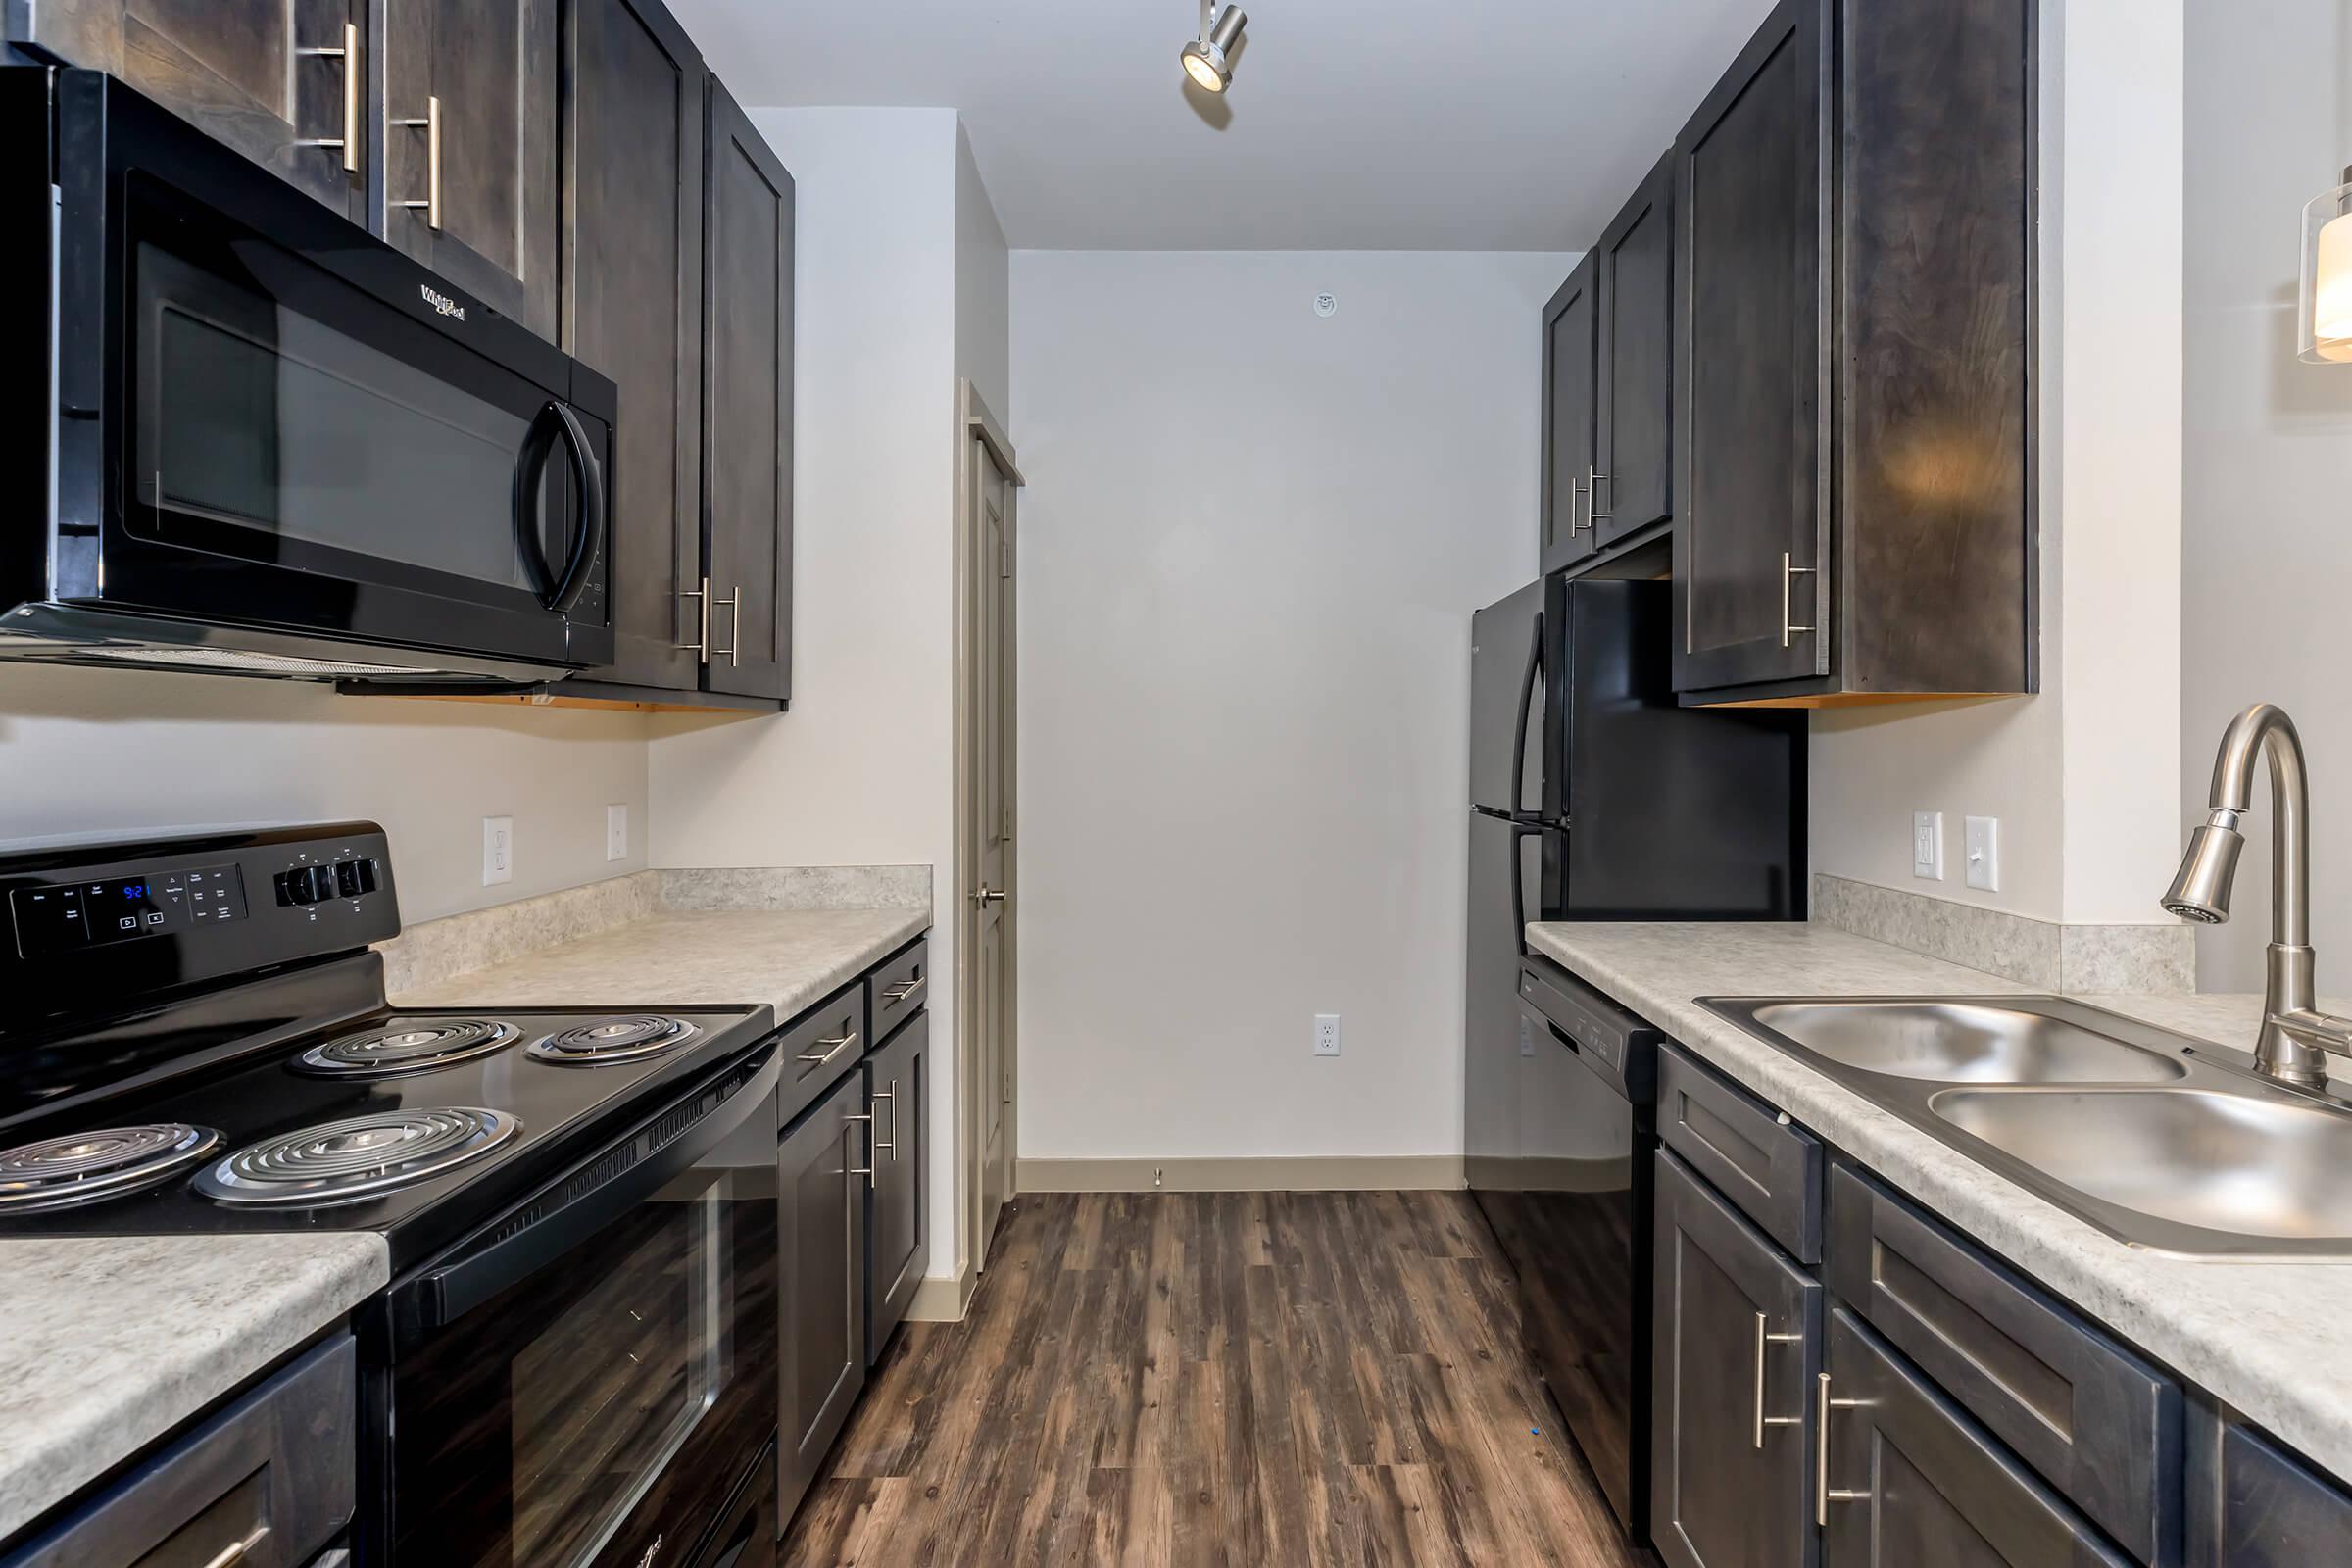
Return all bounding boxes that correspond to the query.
[2167,704,2346,1086]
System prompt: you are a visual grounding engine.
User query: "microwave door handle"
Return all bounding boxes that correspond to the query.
[408,1043,780,1331]
[541,401,603,612]
[511,404,563,603]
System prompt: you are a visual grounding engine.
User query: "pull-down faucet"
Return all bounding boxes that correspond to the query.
[2165,703,2352,1087]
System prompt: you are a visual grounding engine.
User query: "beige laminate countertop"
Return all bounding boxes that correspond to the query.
[393,906,930,1019]
[1526,918,2352,1480]
[0,1234,386,1544]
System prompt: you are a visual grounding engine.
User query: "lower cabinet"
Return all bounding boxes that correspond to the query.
[864,1011,928,1366]
[1651,1148,1820,1568]
[776,1068,867,1524]
[1822,1309,2131,1568]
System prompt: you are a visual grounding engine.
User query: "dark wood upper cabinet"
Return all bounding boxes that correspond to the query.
[9,0,368,220]
[378,0,561,338]
[1594,151,1676,549]
[563,0,704,693]
[1540,255,1599,576]
[1672,0,2034,707]
[701,76,795,704]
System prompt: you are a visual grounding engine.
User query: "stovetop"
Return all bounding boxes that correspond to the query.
[0,1003,772,1269]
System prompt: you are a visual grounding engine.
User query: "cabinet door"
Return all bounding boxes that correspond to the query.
[701,78,795,702]
[777,1071,867,1523]
[563,0,704,692]
[1652,1150,1820,1568]
[1822,1310,2132,1568]
[1670,0,1828,692]
[1539,255,1599,575]
[11,0,367,220]
[864,1013,928,1366]
[1594,151,1675,547]
[379,0,560,337]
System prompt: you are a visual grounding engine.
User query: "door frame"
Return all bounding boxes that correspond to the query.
[954,378,1022,1279]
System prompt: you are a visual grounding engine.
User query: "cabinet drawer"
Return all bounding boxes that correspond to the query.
[778,986,867,1127]
[4,1335,355,1568]
[1827,1163,2180,1565]
[867,937,930,1045]
[1657,1043,1822,1263]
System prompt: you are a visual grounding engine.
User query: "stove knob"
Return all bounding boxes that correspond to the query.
[308,865,340,904]
[335,860,363,899]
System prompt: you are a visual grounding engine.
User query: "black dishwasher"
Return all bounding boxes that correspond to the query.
[1483,956,1659,1545]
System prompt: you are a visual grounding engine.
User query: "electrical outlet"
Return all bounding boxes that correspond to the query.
[482,816,514,886]
[1912,811,1945,880]
[1965,815,2001,892]
[606,804,629,862]
[1313,1014,1342,1057]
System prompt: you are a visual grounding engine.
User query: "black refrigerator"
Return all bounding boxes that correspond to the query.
[1464,576,1803,1544]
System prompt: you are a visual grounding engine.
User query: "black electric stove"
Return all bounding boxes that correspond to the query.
[0,824,785,1568]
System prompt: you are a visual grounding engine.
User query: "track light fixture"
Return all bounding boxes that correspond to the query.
[1182,0,1247,94]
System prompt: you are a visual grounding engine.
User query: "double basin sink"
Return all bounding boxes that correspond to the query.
[1704,996,2352,1256]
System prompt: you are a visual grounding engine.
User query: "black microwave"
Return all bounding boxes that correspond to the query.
[0,67,613,683]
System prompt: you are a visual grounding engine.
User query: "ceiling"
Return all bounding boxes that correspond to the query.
[666,0,1780,251]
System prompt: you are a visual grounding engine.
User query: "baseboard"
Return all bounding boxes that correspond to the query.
[906,1263,979,1323]
[1015,1154,1467,1194]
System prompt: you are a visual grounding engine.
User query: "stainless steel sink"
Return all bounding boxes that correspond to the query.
[1931,1088,2352,1243]
[1744,1001,2187,1084]
[1703,994,2352,1256]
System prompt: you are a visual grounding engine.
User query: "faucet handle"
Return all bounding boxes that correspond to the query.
[2271,1008,2352,1058]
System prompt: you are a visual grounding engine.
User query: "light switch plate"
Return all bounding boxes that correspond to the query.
[606,804,629,862]
[1314,1014,1342,1056]
[1913,811,1945,880]
[1966,815,2000,892]
[482,816,514,886]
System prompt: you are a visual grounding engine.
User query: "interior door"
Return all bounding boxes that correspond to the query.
[11,0,368,220]
[701,77,795,702]
[379,0,560,336]
[1670,0,1828,693]
[973,440,1017,1262]
[563,0,704,692]
[1540,255,1600,575]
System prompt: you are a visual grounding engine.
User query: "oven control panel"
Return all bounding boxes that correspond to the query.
[0,823,399,1020]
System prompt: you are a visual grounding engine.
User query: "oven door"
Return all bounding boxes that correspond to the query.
[379,1045,779,1568]
[43,74,613,675]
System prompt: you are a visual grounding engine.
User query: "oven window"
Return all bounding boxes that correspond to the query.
[508,1186,727,1568]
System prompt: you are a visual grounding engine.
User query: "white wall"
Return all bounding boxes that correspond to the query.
[956,122,1009,419]
[0,668,648,920]
[650,106,982,1278]
[2182,0,2352,989]
[1010,249,1571,1162]
[1808,0,2182,931]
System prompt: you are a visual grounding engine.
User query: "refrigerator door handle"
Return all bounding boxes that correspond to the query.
[1510,611,1544,816]
[1509,821,1540,956]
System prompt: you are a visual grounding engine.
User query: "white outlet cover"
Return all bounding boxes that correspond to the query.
[1965,815,2001,892]
[606,804,629,862]
[482,816,514,886]
[1314,1013,1342,1056]
[1912,811,1944,880]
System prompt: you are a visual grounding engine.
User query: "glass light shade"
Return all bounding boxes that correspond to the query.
[2300,174,2352,363]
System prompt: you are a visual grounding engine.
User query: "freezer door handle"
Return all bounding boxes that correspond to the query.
[1509,610,1544,816]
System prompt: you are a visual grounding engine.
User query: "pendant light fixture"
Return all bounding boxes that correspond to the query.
[1182,0,1248,94]
[2299,164,2352,363]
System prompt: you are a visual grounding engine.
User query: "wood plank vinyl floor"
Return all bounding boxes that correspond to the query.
[781,1191,1645,1567]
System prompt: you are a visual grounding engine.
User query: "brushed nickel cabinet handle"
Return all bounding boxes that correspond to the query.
[710,585,741,666]
[1782,552,1819,647]
[393,95,442,229]
[797,1029,859,1067]
[676,576,711,659]
[1816,1371,1869,1526]
[295,23,360,173]
[882,976,926,1005]
[198,1526,269,1568]
[1752,1311,1803,1449]
[873,1080,898,1159]
[1589,465,1612,522]
[1569,473,1592,536]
